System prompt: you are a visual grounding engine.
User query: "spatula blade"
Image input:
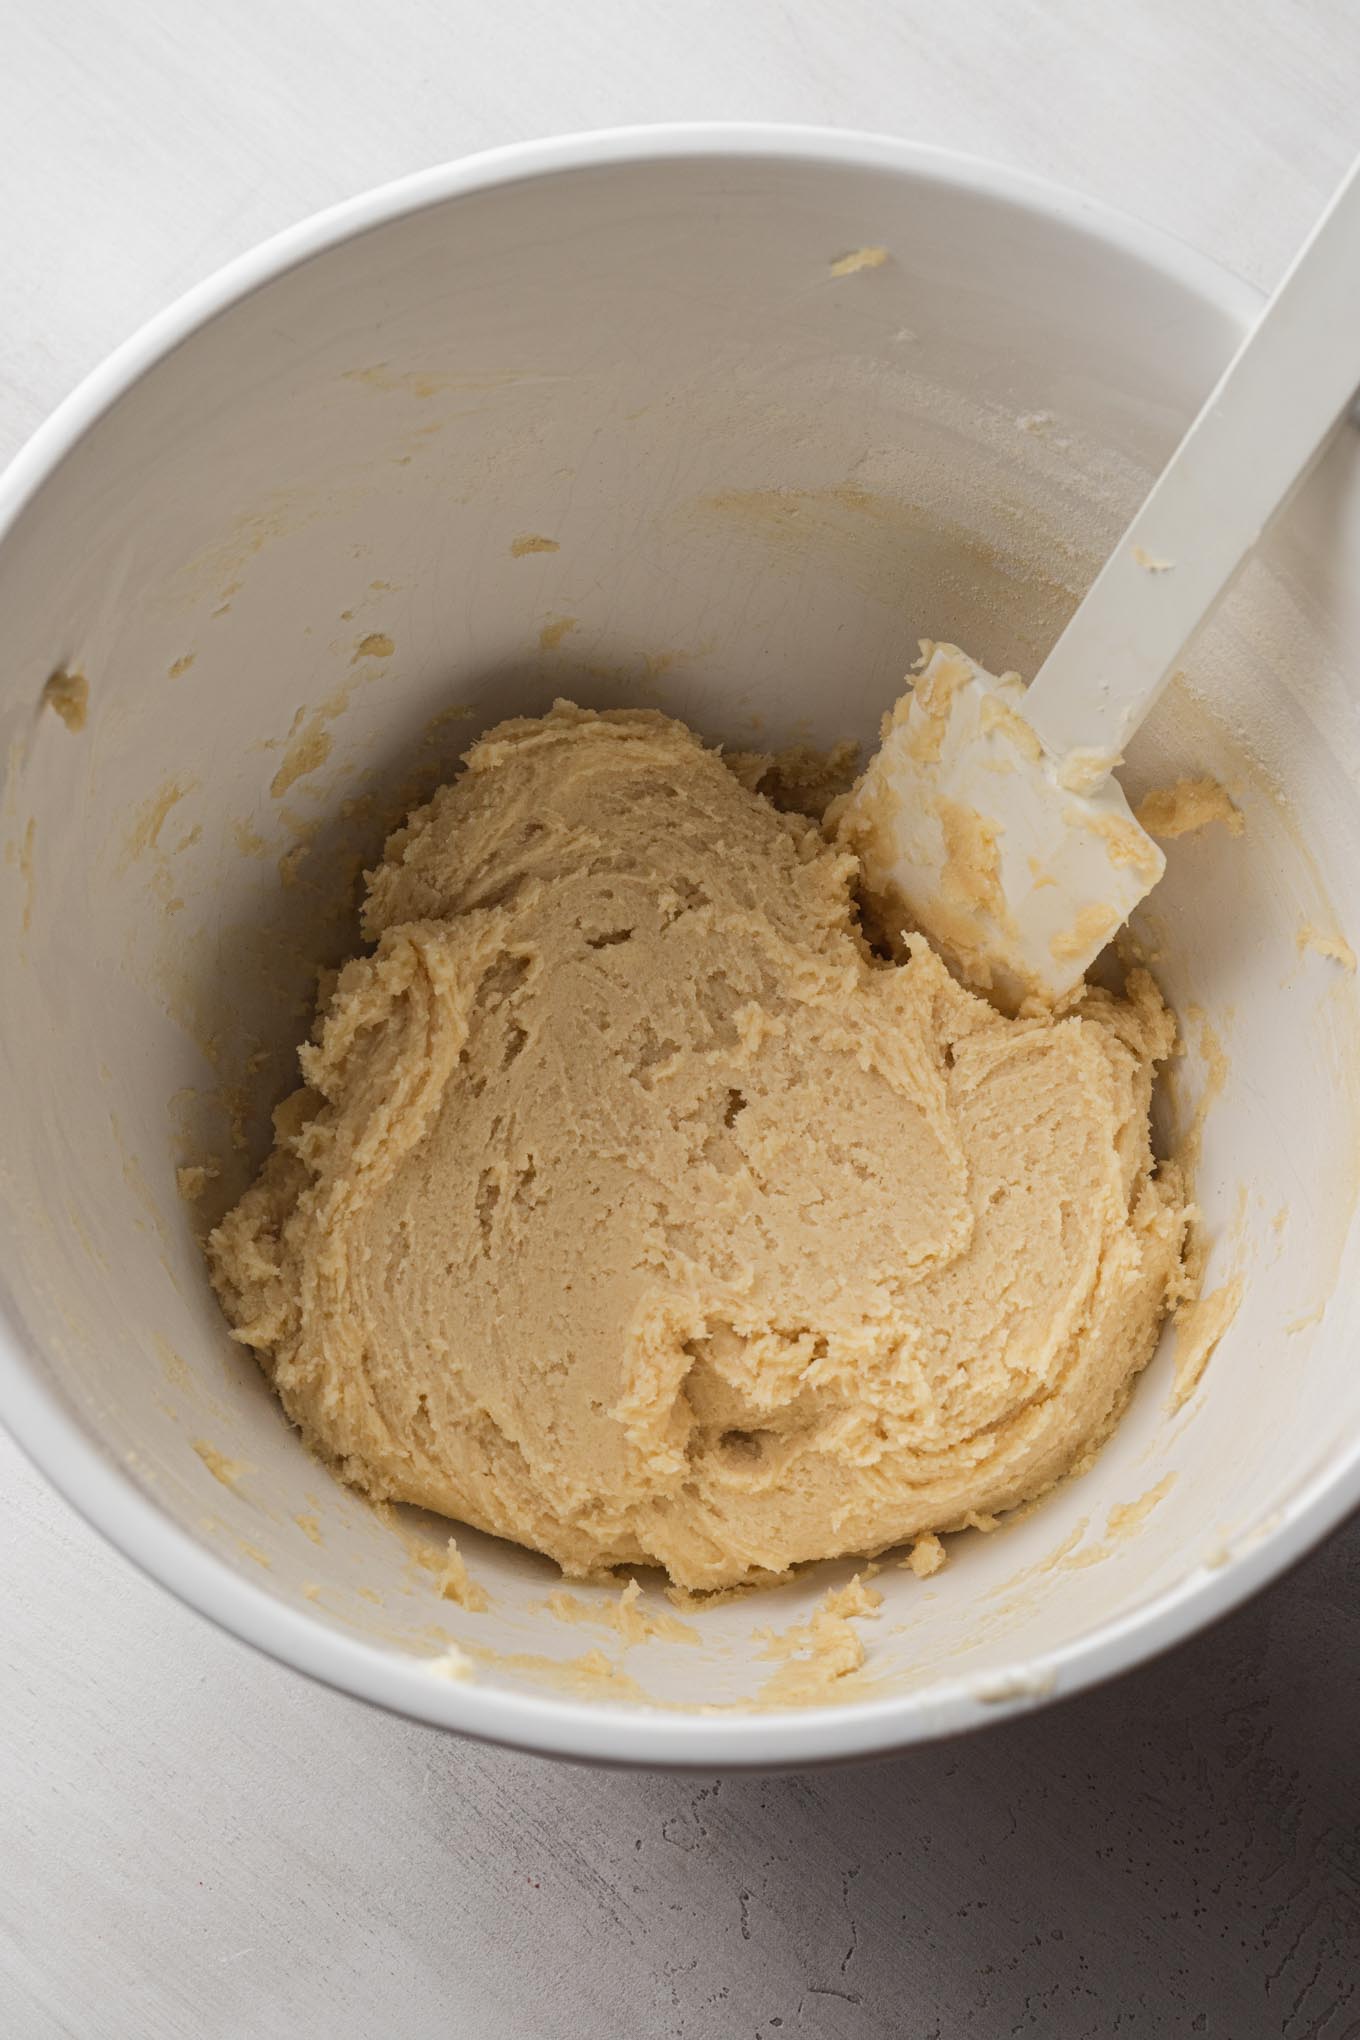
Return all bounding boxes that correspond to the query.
[835,643,1164,1008]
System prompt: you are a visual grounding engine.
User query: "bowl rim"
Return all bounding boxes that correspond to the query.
[4,120,1346,1771]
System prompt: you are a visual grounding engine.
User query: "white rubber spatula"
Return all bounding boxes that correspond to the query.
[838,156,1360,1009]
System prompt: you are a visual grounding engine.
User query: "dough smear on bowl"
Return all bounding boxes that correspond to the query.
[209,699,1191,1592]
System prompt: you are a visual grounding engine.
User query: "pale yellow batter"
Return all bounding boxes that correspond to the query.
[210,701,1190,1592]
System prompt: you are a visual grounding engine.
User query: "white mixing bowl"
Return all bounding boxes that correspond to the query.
[3,127,1359,1768]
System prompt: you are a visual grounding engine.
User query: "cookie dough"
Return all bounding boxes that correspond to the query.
[210,701,1189,1592]
[1135,775,1243,840]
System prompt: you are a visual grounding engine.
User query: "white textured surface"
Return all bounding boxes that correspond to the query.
[3,4,1360,2033]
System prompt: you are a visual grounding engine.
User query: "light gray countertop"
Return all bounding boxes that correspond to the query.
[4,4,1359,2032]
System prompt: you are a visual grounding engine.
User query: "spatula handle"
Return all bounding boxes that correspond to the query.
[1022,154,1360,768]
